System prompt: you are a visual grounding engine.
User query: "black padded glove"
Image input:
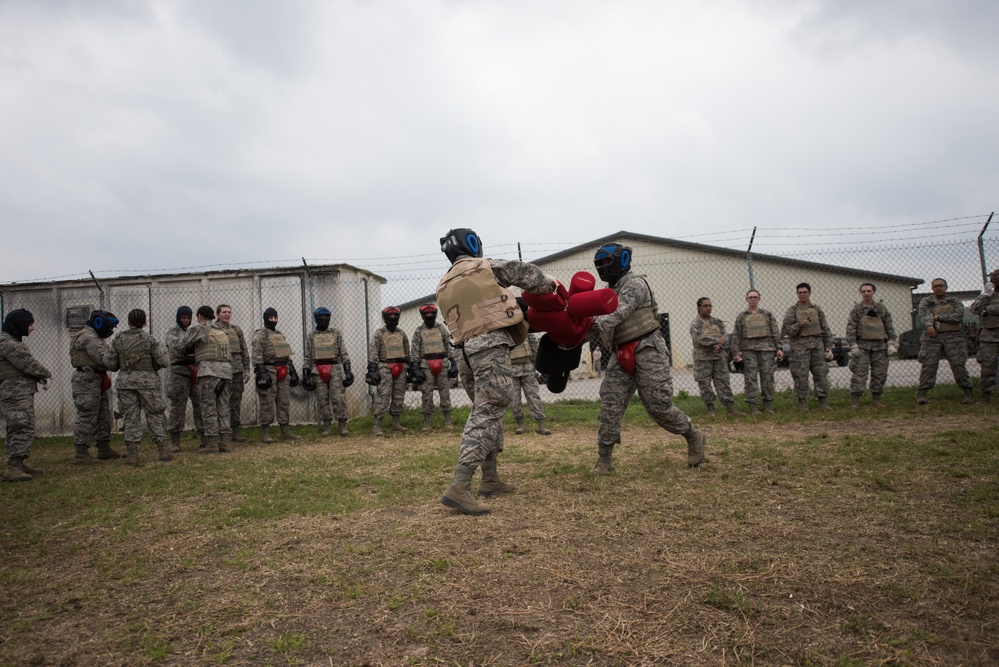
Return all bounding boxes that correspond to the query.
[302,368,316,391]
[287,361,300,387]
[254,364,272,390]
[447,357,459,379]
[342,361,354,388]
[214,378,227,396]
[365,361,381,386]
[409,360,426,385]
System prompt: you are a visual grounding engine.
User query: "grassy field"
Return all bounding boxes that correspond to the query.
[1,386,997,666]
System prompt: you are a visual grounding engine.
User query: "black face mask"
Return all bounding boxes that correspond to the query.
[2,309,34,342]
[263,308,278,331]
[315,316,330,331]
[422,314,437,328]
[383,315,400,332]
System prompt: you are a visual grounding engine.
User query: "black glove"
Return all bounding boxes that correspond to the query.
[365,361,381,386]
[287,361,299,387]
[409,360,426,385]
[302,367,316,392]
[254,364,272,390]
[342,361,354,388]
[447,357,459,379]
[214,378,227,396]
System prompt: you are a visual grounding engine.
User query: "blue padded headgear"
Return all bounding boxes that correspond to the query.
[594,243,632,286]
[88,310,119,338]
[440,228,483,264]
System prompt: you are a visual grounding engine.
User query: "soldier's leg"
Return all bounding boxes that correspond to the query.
[522,373,546,422]
[456,346,513,469]
[420,370,436,416]
[257,376,277,425]
[117,388,143,445]
[139,386,168,444]
[166,373,190,432]
[789,348,811,400]
[390,373,406,417]
[217,382,231,433]
[374,363,393,421]
[943,336,973,389]
[918,339,943,391]
[742,351,761,406]
[811,346,830,399]
[869,348,889,396]
[598,357,635,452]
[96,388,113,443]
[458,353,474,402]
[314,374,333,422]
[71,371,101,446]
[636,337,692,436]
[977,341,998,397]
[849,348,872,395]
[229,372,245,433]
[198,379,221,437]
[712,357,735,405]
[328,366,348,421]
[1,394,36,462]
[693,358,716,408]
[759,351,777,407]
[275,378,291,425]
[438,372,452,413]
[190,376,204,434]
[509,376,526,421]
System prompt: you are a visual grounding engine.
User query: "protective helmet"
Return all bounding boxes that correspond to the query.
[382,306,401,331]
[176,306,193,328]
[419,303,438,328]
[87,310,119,338]
[440,228,483,264]
[593,243,632,286]
[263,307,278,331]
[313,307,331,330]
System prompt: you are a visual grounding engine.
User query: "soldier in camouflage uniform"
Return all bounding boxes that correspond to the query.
[102,309,171,465]
[690,297,739,415]
[917,278,973,404]
[1,310,52,482]
[181,307,234,453]
[845,283,897,408]
[781,283,833,411]
[365,306,416,436]
[216,304,250,442]
[303,307,353,437]
[70,309,122,463]
[970,269,999,403]
[436,228,554,515]
[589,243,705,475]
[252,307,300,443]
[509,333,550,435]
[411,304,457,432]
[165,306,203,452]
[731,289,783,415]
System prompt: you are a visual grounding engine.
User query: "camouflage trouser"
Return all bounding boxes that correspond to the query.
[419,360,452,415]
[1,385,36,460]
[741,349,777,405]
[977,340,998,395]
[849,345,889,395]
[71,369,112,446]
[118,386,167,444]
[458,352,475,402]
[510,368,544,421]
[257,372,290,425]
[693,354,733,406]
[197,377,231,437]
[167,370,203,433]
[229,372,245,431]
[918,333,972,390]
[457,344,512,468]
[789,343,829,400]
[312,365,347,421]
[598,334,691,450]
[374,363,407,420]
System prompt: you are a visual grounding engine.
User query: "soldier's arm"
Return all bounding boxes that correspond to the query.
[402,333,411,358]
[731,313,744,355]
[179,325,204,349]
[768,313,781,349]
[369,332,382,361]
[882,306,897,341]
[84,334,108,367]
[410,329,422,361]
[337,330,351,364]
[780,307,799,338]
[102,342,121,372]
[917,298,935,329]
[251,331,265,365]
[238,328,251,374]
[303,334,314,368]
[845,306,859,346]
[3,342,52,379]
[818,307,833,347]
[489,258,553,295]
[937,299,964,323]
[151,339,170,369]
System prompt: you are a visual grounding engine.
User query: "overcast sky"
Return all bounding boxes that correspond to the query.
[2,0,997,285]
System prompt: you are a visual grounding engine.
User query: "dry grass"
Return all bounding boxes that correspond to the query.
[2,410,998,666]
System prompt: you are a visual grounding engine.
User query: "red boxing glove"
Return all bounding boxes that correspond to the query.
[567,288,618,319]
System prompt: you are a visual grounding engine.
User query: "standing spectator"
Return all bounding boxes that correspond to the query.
[970,269,999,403]
[102,309,171,465]
[216,304,250,442]
[181,307,233,453]
[917,278,974,404]
[303,307,353,436]
[509,333,551,434]
[411,304,456,432]
[689,297,739,415]
[252,307,300,442]
[732,289,784,415]
[0,310,52,482]
[70,309,121,463]
[845,283,897,408]
[366,307,416,436]
[781,283,833,411]
[165,306,203,452]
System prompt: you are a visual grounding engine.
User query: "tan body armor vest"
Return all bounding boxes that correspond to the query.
[510,340,531,364]
[701,320,722,340]
[195,326,232,364]
[70,329,103,368]
[796,306,822,336]
[312,331,341,361]
[932,301,960,332]
[115,329,157,372]
[859,309,887,341]
[0,343,32,381]
[436,257,526,345]
[982,301,999,329]
[223,326,242,356]
[381,331,406,361]
[743,312,769,338]
[612,278,659,346]
[421,327,446,357]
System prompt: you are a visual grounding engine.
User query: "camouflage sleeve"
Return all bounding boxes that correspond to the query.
[369,331,382,361]
[768,312,781,348]
[251,330,266,365]
[410,328,423,361]
[970,293,989,315]
[528,332,539,362]
[303,333,315,368]
[164,328,183,354]
[731,313,744,355]
[403,332,411,358]
[102,339,121,372]
[690,318,717,348]
[489,258,552,295]
[151,338,169,369]
[179,324,206,349]
[881,305,897,342]
[238,327,251,374]
[337,330,350,364]
[1,340,52,379]
[937,298,964,324]
[780,306,800,339]
[845,304,860,346]
[84,333,108,369]
[818,306,833,348]
[917,297,935,329]
[441,325,453,358]
[593,276,645,345]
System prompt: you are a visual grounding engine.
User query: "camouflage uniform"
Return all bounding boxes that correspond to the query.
[732,308,781,408]
[181,322,233,440]
[845,301,896,397]
[689,315,734,409]
[304,327,350,422]
[411,322,454,418]
[509,334,545,423]
[369,327,410,422]
[0,331,51,465]
[218,321,250,436]
[970,287,999,398]
[165,324,203,435]
[781,302,833,401]
[591,273,694,464]
[252,327,294,427]
[70,327,114,453]
[918,295,972,392]
[103,327,169,453]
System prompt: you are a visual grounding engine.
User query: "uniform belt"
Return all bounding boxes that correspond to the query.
[422,353,445,360]
[385,357,406,363]
[314,359,339,365]
[619,329,656,346]
[171,361,193,367]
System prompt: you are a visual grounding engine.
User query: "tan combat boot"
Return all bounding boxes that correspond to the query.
[391,415,407,432]
[535,418,551,435]
[961,387,974,404]
[232,427,247,443]
[338,419,349,437]
[763,400,775,414]
[749,403,760,416]
[218,432,232,453]
[422,414,432,432]
[591,445,615,475]
[169,431,182,453]
[279,424,299,441]
[514,417,525,435]
[156,439,173,462]
[198,435,220,454]
[477,457,516,498]
[19,459,43,476]
[443,411,453,429]
[74,445,99,465]
[685,426,706,468]
[260,425,274,443]
[320,419,333,437]
[441,464,491,515]
[96,441,124,460]
[125,442,141,466]
[2,459,31,482]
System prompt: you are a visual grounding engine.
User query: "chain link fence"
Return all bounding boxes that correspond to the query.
[2,231,998,436]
